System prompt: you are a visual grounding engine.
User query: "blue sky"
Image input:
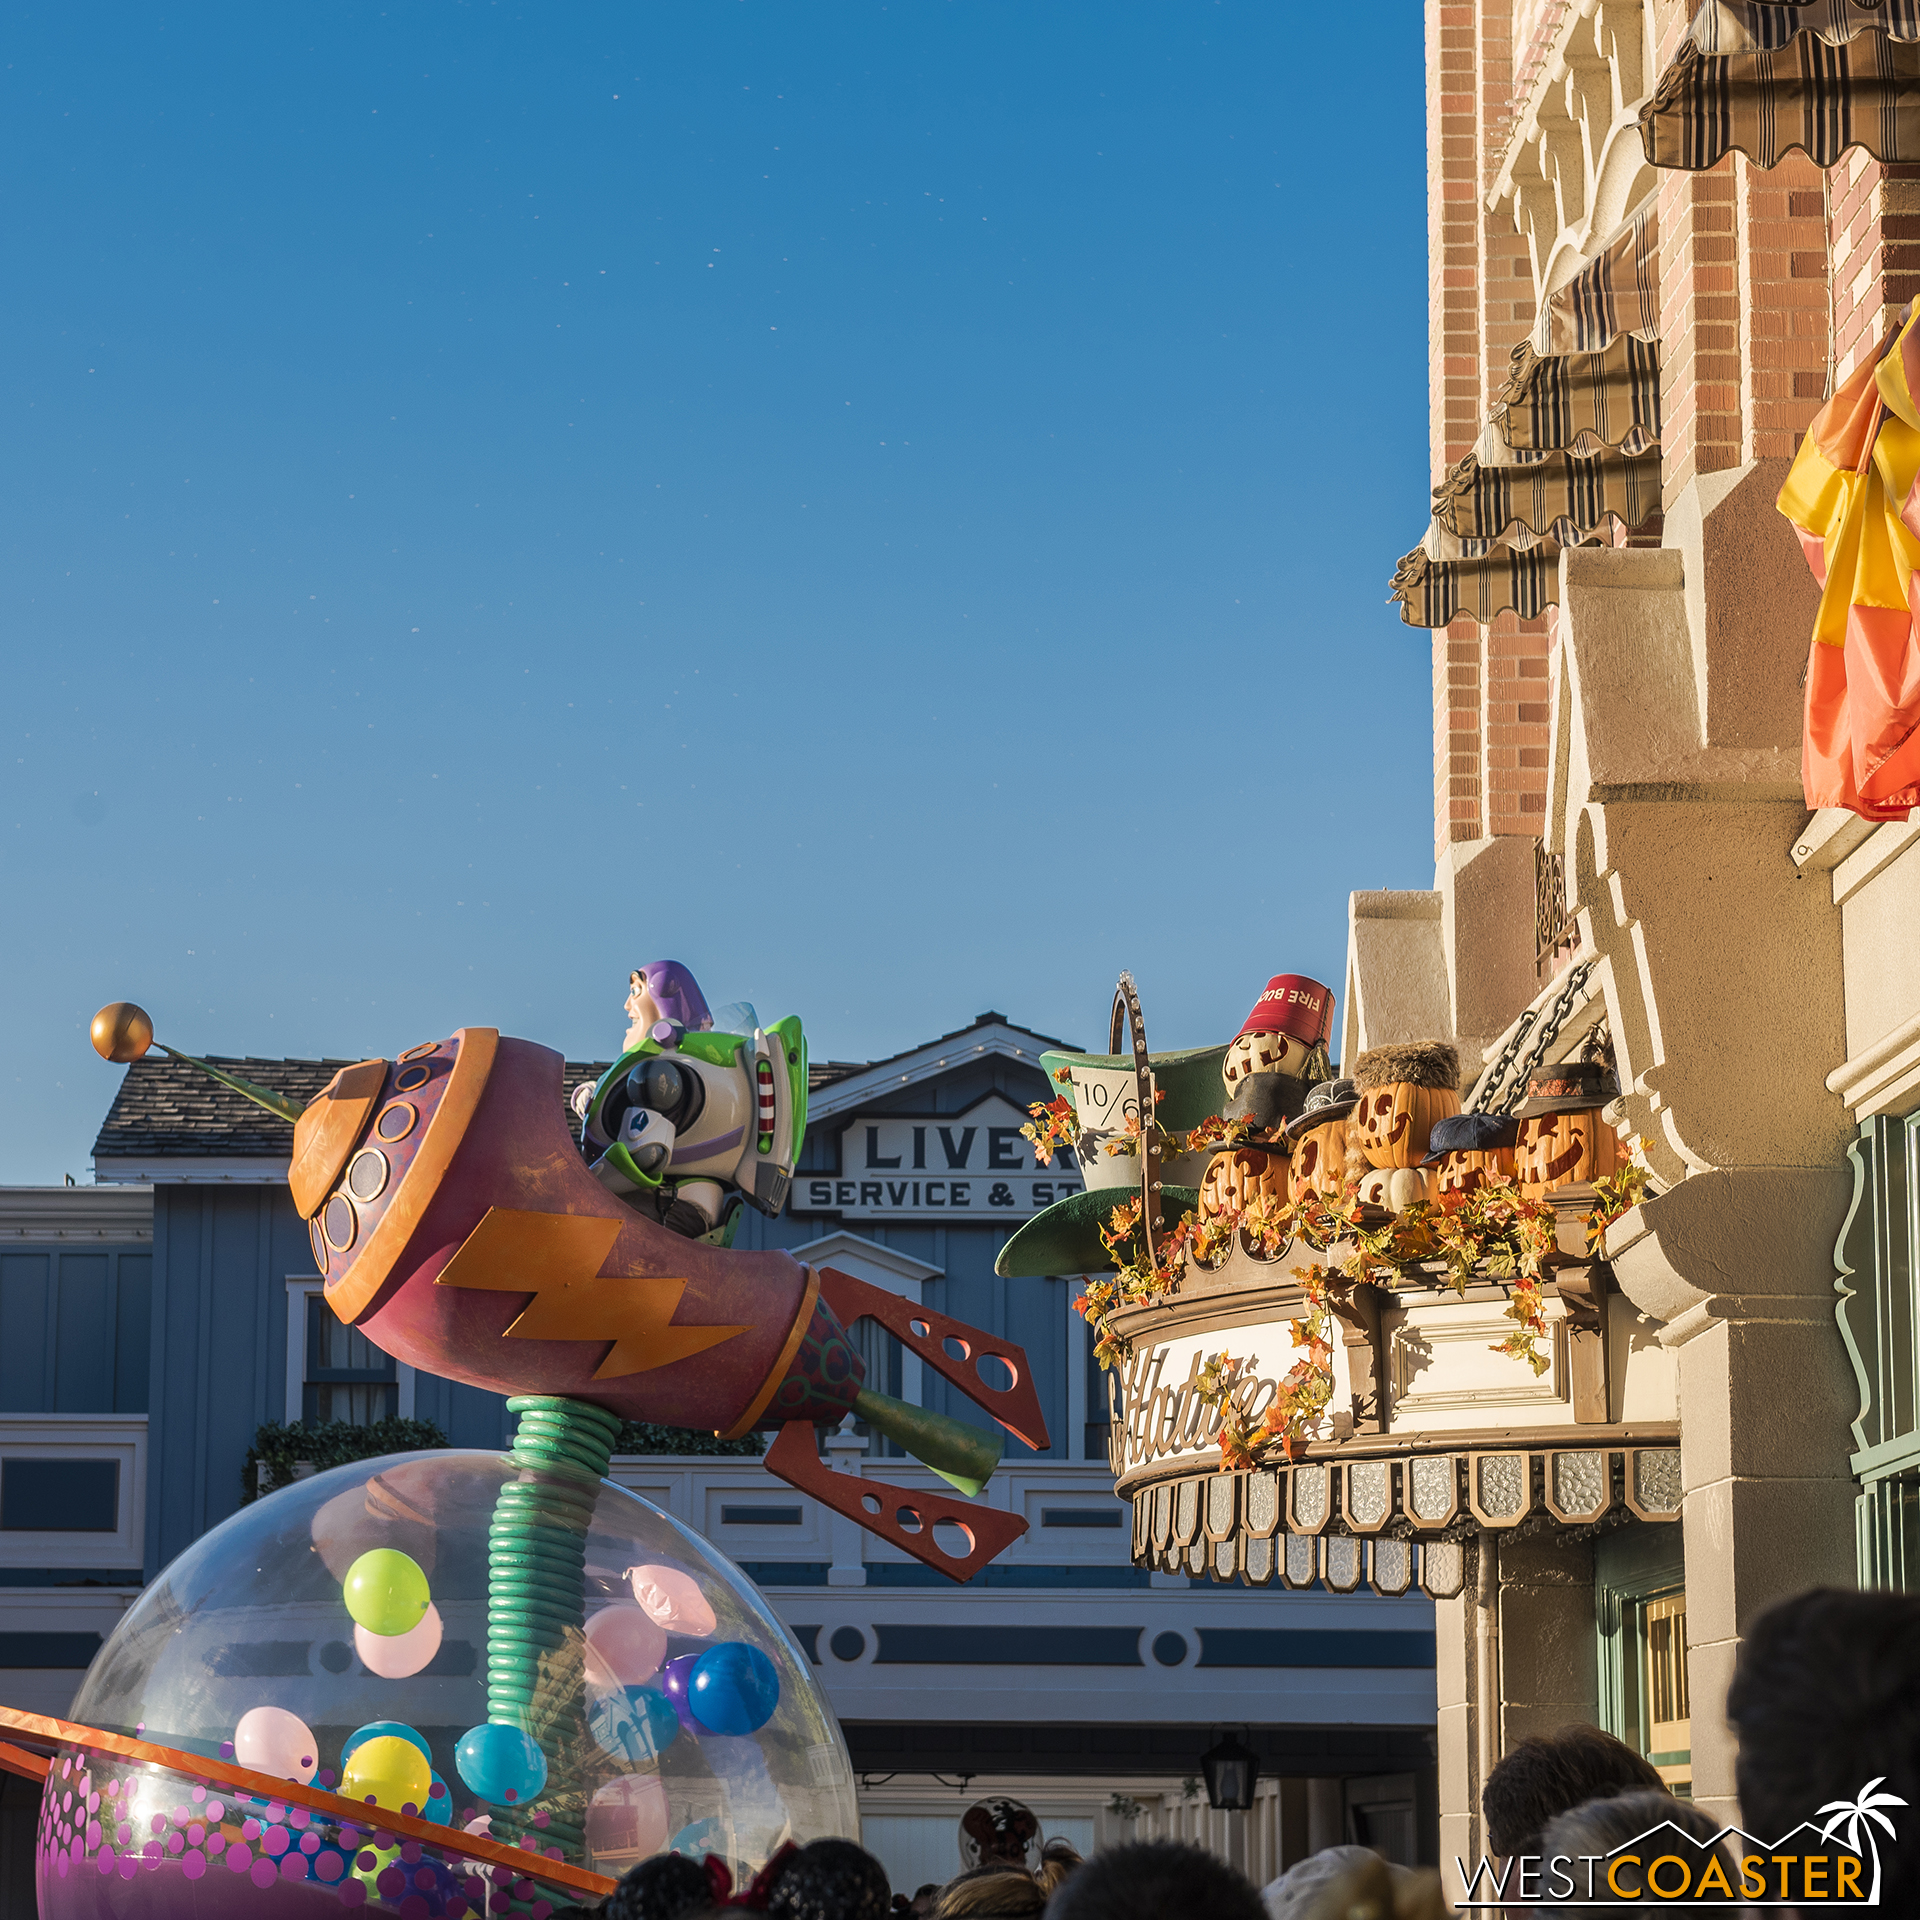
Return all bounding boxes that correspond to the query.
[2,4,1432,1184]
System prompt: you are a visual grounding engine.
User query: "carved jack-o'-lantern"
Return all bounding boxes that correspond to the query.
[1287,1121,1348,1206]
[1352,1082,1461,1169]
[1431,1146,1517,1199]
[1200,1145,1290,1220]
[1222,1029,1312,1092]
[1515,1110,1621,1194]
[1357,1164,1434,1212]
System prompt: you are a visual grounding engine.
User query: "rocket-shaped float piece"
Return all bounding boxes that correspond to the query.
[91,1005,1049,1579]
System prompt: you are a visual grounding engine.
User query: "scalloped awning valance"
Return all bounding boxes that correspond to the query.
[1496,334,1661,454]
[1388,538,1560,629]
[1643,3,1920,170]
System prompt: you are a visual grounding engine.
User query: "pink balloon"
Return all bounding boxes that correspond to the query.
[626,1565,716,1638]
[232,1707,318,1785]
[585,1773,670,1864]
[355,1602,443,1679]
[584,1604,667,1687]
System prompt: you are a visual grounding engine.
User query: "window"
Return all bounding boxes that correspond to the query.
[0,1417,146,1572]
[0,1459,117,1533]
[303,1292,397,1425]
[1596,1527,1690,1794]
[1644,1592,1691,1788]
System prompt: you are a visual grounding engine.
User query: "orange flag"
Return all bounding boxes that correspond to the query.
[1778,311,1920,820]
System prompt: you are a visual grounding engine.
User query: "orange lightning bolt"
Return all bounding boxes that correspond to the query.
[434,1207,747,1379]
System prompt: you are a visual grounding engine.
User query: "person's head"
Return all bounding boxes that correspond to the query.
[932,1869,1045,1919]
[1482,1724,1666,1859]
[1537,1791,1732,1913]
[1728,1587,1920,1914]
[605,1854,715,1920]
[767,1838,892,1920]
[1043,1840,1266,1920]
[1035,1840,1082,1901]
[1262,1845,1417,1920]
[910,1885,940,1918]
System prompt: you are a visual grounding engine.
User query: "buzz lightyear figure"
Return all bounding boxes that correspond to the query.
[573,960,807,1245]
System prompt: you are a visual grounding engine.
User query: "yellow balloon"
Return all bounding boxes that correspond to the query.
[339,1733,433,1814]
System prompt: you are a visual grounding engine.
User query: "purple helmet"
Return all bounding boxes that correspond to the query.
[631,960,712,1033]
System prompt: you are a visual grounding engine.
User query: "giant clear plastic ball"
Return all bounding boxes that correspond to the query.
[40,1449,856,1914]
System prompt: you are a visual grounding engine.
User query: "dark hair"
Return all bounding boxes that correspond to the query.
[1728,1588,1920,1913]
[767,1838,892,1920]
[1482,1724,1666,1859]
[1538,1791,1733,1911]
[605,1854,715,1920]
[1042,1840,1265,1920]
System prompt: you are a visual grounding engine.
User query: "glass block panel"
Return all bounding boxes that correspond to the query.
[1292,1463,1329,1530]
[1634,1448,1683,1513]
[1151,1481,1172,1546]
[1187,1538,1207,1575]
[1244,1533,1274,1585]
[1284,1534,1318,1588]
[1347,1460,1390,1527]
[1208,1472,1237,1537]
[1552,1450,1607,1517]
[1214,1537,1237,1581]
[1422,1539,1465,1598]
[1176,1477,1200,1544]
[1246,1470,1279,1536]
[1323,1534,1362,1591]
[1477,1453,1526,1518]
[1370,1537,1413,1595]
[1410,1455,1456,1523]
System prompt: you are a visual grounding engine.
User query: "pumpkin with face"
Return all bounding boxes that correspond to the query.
[1200,1145,1290,1220]
[1431,1146,1517,1199]
[1357,1164,1434,1212]
[1287,1121,1348,1205]
[1352,1081,1461,1170]
[1515,1109,1622,1194]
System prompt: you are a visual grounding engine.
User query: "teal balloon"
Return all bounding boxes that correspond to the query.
[423,1772,453,1826]
[341,1720,432,1768]
[455,1723,548,1808]
[688,1642,779,1736]
[588,1685,679,1766]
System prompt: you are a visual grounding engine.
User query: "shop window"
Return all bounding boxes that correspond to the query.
[303,1292,397,1425]
[0,1459,117,1533]
[1596,1527,1690,1794]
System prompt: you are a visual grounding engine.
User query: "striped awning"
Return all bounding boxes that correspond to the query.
[1643,14,1920,169]
[1389,538,1561,629]
[1496,334,1661,453]
[1536,205,1659,355]
[1691,2,1920,52]
[1431,446,1663,543]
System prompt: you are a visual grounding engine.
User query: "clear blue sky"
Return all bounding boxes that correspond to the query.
[2,4,1432,1184]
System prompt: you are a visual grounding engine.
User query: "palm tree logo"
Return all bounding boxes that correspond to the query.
[1817,1778,1908,1903]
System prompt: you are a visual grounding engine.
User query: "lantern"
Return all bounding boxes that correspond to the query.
[1200,1146,1289,1221]
[1515,1110,1622,1194]
[1432,1146,1516,1199]
[1287,1121,1347,1205]
[1199,1730,1261,1812]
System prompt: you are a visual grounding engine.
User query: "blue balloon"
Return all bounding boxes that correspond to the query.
[588,1684,680,1765]
[455,1723,548,1808]
[423,1772,453,1826]
[659,1652,701,1731]
[688,1641,780,1737]
[342,1720,432,1768]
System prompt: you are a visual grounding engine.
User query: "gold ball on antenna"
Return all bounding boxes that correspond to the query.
[92,1003,155,1064]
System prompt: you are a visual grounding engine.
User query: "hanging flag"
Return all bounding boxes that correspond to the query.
[1777,311,1920,820]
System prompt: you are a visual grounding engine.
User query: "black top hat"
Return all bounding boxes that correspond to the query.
[1420,1111,1520,1165]
[1512,1059,1618,1120]
[1283,1077,1359,1140]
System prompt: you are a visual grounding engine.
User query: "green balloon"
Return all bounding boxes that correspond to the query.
[343,1548,431,1638]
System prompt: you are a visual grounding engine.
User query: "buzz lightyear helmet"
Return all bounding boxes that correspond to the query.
[582,1014,807,1217]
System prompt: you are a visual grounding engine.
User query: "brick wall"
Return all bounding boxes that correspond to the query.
[1831,155,1920,386]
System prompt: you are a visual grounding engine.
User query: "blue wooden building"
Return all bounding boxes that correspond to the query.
[0,1010,1439,1898]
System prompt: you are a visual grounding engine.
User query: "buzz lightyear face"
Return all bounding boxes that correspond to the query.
[626,970,664,1043]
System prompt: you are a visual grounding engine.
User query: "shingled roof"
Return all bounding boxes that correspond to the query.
[94,1051,870,1160]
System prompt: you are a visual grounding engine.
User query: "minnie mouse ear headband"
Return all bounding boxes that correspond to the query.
[710,1840,801,1910]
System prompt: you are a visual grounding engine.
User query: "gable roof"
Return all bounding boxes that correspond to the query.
[92,1048,889,1165]
[802,1012,1077,1122]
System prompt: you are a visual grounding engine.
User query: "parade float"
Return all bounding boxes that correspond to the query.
[999,974,1682,1607]
[1,965,1053,1916]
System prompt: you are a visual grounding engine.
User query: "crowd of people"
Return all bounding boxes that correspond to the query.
[536,1586,1920,1918]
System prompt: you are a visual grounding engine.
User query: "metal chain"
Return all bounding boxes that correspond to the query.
[1466,957,1598,1114]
